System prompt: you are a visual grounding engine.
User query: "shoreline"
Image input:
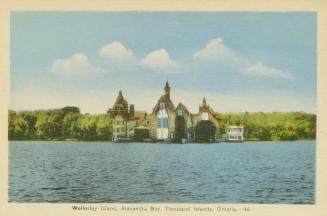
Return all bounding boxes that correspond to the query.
[8,139,316,143]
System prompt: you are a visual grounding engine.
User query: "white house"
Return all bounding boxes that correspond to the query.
[227,126,244,141]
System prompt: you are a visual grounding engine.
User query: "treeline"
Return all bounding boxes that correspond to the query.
[8,107,316,141]
[9,107,112,141]
[220,112,316,141]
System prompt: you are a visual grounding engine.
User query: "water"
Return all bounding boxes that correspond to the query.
[9,141,315,203]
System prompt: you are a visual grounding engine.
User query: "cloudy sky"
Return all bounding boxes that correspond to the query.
[11,12,316,114]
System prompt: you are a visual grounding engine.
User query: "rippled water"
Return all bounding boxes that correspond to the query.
[9,141,315,203]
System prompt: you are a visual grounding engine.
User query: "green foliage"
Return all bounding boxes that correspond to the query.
[62,112,80,138]
[195,120,216,143]
[8,111,16,139]
[96,115,112,140]
[62,106,80,114]
[221,112,316,141]
[35,112,63,139]
[174,115,186,143]
[8,107,112,141]
[8,108,316,141]
[13,115,29,138]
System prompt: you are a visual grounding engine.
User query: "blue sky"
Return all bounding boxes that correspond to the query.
[10,12,316,114]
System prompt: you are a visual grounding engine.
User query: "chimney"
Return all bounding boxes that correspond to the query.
[129,104,135,117]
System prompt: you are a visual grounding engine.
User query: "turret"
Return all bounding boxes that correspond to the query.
[164,81,171,98]
[202,97,207,106]
[109,90,129,118]
[199,97,210,112]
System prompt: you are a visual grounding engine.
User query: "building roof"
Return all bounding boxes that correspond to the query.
[108,90,129,117]
[114,90,127,107]
[199,97,221,121]
[214,112,222,120]
[152,95,175,114]
[152,82,175,114]
[176,102,190,114]
[130,111,147,121]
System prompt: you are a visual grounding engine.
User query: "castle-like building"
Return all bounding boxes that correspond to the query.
[108,82,221,142]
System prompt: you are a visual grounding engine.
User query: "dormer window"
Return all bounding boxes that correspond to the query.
[160,102,166,109]
[177,109,183,116]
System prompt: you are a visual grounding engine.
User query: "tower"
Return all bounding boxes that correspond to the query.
[109,90,129,140]
[202,97,207,107]
[164,81,171,98]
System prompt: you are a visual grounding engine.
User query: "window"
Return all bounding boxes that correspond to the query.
[160,102,166,109]
[177,110,183,116]
[163,118,169,128]
[157,118,169,128]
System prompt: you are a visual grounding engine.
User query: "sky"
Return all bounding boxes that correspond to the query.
[10,12,317,114]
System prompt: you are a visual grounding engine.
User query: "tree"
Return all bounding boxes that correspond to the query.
[21,112,37,138]
[62,106,80,114]
[62,112,80,138]
[96,115,112,140]
[13,115,29,139]
[35,112,63,140]
[79,115,98,140]
[8,110,16,139]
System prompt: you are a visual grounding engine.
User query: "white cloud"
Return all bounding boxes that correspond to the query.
[140,48,176,72]
[193,37,239,62]
[242,63,294,80]
[50,53,104,75]
[194,37,294,80]
[99,41,133,60]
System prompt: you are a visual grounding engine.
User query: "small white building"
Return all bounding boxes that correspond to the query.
[227,126,244,141]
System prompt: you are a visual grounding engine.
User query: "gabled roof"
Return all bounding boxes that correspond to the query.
[214,112,222,120]
[176,102,190,114]
[198,97,222,121]
[152,94,175,114]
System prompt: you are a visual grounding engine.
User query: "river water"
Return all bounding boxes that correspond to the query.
[9,141,315,203]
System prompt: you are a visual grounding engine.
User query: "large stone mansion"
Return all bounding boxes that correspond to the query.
[108,82,221,142]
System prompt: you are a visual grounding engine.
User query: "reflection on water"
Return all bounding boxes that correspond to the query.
[9,141,315,203]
